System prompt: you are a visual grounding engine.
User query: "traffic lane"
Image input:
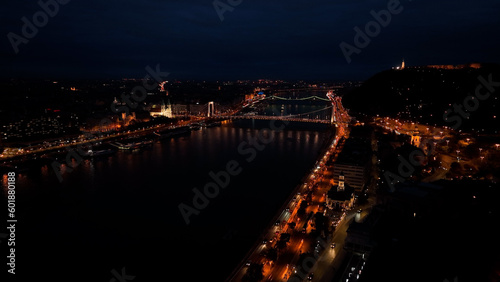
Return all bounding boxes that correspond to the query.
[308,212,355,282]
[312,202,375,281]
[229,143,342,280]
[239,203,309,279]
[267,233,311,281]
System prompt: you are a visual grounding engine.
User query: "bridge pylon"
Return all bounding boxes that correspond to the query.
[326,91,350,135]
[208,101,215,117]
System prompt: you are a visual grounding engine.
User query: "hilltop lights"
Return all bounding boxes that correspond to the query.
[443,74,500,129]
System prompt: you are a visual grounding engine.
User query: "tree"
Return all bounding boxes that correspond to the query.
[280,233,291,243]
[276,233,291,251]
[463,143,480,160]
[263,247,278,262]
[242,263,264,282]
[297,201,308,217]
[357,192,368,205]
[314,212,328,235]
[450,162,462,174]
[306,191,313,202]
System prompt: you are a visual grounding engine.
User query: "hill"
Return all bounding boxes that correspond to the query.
[343,64,500,133]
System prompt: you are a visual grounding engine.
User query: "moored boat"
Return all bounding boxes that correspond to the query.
[189,123,201,130]
[153,126,191,139]
[110,139,154,150]
[84,148,116,157]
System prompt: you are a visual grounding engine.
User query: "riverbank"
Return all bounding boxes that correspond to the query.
[227,124,337,281]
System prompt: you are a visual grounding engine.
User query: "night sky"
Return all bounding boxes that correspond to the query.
[2,0,500,80]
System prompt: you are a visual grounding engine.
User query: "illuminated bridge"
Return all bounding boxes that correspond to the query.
[224,106,334,124]
[260,95,331,102]
[222,91,349,125]
[191,91,351,126]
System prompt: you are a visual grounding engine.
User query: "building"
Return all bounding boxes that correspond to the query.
[410,126,420,147]
[1,147,25,158]
[344,206,382,257]
[333,164,367,192]
[150,100,173,118]
[1,112,77,142]
[326,171,355,211]
[425,63,481,70]
[333,130,372,192]
[172,104,188,116]
[377,181,444,218]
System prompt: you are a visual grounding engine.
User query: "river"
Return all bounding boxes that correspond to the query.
[2,104,334,281]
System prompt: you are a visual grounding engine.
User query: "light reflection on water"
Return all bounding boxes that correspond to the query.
[1,120,332,281]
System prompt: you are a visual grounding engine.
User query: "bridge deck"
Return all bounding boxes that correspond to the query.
[222,115,332,124]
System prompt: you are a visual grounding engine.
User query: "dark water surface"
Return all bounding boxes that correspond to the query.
[3,117,334,281]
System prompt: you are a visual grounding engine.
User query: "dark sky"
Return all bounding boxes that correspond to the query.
[2,0,500,81]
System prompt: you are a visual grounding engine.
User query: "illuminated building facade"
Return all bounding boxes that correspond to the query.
[326,171,355,210]
[410,126,420,147]
[150,100,173,118]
